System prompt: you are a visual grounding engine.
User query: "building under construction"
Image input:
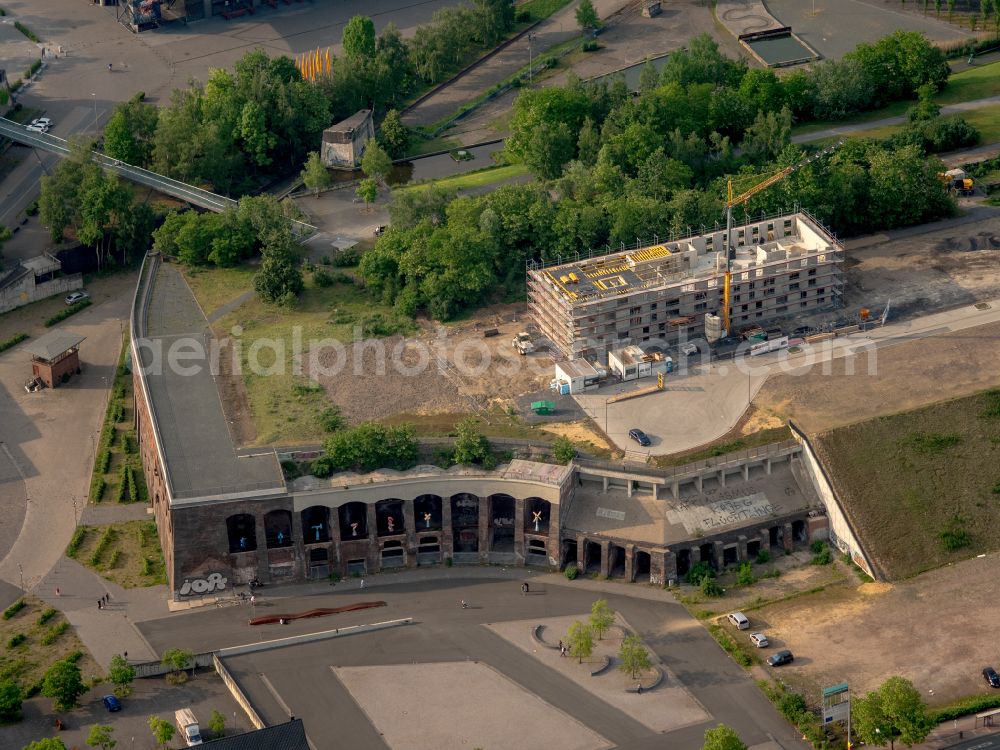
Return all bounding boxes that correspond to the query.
[528,211,844,361]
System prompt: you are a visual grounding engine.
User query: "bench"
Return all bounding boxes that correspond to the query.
[589,656,611,676]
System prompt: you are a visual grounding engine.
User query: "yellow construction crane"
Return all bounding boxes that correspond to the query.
[721,140,843,336]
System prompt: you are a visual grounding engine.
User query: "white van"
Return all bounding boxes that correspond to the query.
[175,708,203,746]
[727,612,750,630]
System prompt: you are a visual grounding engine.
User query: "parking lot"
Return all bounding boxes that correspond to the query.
[0,671,250,750]
[730,551,1000,706]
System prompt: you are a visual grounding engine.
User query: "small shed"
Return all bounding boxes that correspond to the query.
[552,359,603,395]
[608,344,672,382]
[321,109,375,169]
[23,330,85,388]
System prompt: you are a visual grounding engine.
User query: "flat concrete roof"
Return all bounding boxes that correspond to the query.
[23,330,85,361]
[139,263,284,502]
[562,461,813,546]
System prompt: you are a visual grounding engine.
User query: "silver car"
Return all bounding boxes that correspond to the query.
[749,632,769,648]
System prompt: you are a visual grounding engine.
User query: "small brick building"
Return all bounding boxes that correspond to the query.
[320,109,374,169]
[23,329,85,388]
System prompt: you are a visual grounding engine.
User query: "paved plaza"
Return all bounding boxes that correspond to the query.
[136,572,809,750]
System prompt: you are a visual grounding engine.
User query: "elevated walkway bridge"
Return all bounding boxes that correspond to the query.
[0,117,315,235]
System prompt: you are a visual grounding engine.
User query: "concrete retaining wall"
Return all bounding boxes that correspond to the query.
[213,653,266,730]
[790,422,878,580]
[216,618,413,658]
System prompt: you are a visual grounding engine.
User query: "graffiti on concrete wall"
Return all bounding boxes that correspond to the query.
[666,492,775,534]
[177,572,228,596]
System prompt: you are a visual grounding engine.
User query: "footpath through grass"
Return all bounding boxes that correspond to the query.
[791,59,1000,138]
[816,388,1000,580]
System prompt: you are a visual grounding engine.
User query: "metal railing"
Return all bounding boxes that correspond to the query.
[0,118,314,235]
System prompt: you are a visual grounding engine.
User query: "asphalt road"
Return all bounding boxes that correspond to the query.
[138,574,809,750]
[945,735,1000,750]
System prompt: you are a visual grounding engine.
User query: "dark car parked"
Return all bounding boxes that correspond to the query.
[767,650,794,667]
[628,428,651,447]
[985,667,1000,688]
[103,695,122,712]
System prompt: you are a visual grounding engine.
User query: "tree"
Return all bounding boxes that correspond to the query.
[0,678,22,722]
[566,620,594,663]
[618,635,651,678]
[356,177,378,209]
[148,716,175,750]
[589,599,615,640]
[254,233,304,306]
[323,423,418,472]
[361,141,392,183]
[41,659,87,711]
[378,109,410,159]
[107,654,136,699]
[702,724,748,750]
[301,151,331,195]
[907,83,940,122]
[87,724,117,750]
[343,15,376,61]
[742,107,792,162]
[103,94,158,166]
[208,709,226,738]
[853,676,931,749]
[160,648,195,681]
[22,740,67,750]
[522,121,575,180]
[552,436,576,464]
[575,0,601,30]
[453,418,493,467]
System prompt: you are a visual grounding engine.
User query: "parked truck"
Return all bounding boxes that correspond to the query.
[175,708,203,746]
[512,332,535,355]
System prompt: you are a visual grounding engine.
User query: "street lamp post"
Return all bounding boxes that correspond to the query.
[91,93,97,131]
[528,33,537,83]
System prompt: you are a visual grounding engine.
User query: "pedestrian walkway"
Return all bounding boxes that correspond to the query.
[792,94,1000,145]
[403,0,631,128]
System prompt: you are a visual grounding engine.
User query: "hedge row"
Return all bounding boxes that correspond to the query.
[41,621,69,646]
[2,600,26,620]
[0,333,28,353]
[45,298,91,327]
[66,527,87,558]
[88,527,115,567]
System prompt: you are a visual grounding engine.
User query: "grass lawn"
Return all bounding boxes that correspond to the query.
[816,388,1000,580]
[183,266,257,318]
[406,135,462,158]
[211,268,417,444]
[652,425,793,469]
[517,0,573,21]
[791,60,1000,138]
[398,163,529,194]
[67,520,168,588]
[0,596,100,693]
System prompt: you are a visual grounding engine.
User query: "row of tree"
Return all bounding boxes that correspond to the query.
[359,133,956,320]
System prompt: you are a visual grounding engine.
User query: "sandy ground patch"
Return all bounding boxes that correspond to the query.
[313,310,555,423]
[750,552,1000,705]
[486,614,709,733]
[540,421,612,451]
[332,661,611,750]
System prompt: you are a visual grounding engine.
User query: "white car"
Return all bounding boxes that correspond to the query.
[749,632,769,648]
[65,291,90,305]
[32,117,52,128]
[680,342,699,356]
[26,122,49,134]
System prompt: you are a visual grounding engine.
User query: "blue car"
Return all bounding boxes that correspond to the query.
[628,428,651,447]
[102,695,122,712]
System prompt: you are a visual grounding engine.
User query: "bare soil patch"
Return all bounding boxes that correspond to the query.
[753,551,1000,706]
[541,421,612,451]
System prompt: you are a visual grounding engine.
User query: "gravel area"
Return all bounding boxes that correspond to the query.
[332,661,612,750]
[486,614,709,733]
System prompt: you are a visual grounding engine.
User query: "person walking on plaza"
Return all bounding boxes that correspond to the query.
[360,579,365,589]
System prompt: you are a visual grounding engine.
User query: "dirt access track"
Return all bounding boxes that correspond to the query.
[747,553,999,706]
[757,210,1000,434]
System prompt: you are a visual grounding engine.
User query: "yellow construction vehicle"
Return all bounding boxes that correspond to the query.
[721,141,843,336]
